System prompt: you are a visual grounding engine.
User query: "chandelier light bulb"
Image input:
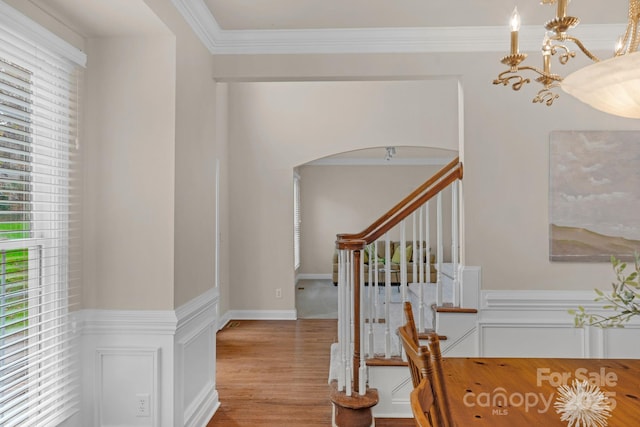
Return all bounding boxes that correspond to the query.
[510,7,521,55]
[615,35,624,55]
[510,7,521,31]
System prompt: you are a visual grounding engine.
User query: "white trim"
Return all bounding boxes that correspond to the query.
[215,159,221,289]
[175,287,219,328]
[482,289,607,311]
[305,157,455,167]
[225,309,297,320]
[217,311,233,331]
[170,0,221,54]
[297,273,332,280]
[0,0,86,66]
[184,386,219,427]
[170,1,626,55]
[82,309,178,335]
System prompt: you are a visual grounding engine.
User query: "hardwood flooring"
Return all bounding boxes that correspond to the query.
[207,319,413,427]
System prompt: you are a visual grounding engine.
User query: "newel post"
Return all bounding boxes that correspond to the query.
[331,238,378,427]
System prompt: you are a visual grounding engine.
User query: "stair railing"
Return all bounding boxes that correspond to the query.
[335,157,463,396]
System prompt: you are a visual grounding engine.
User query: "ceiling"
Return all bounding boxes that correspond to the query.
[28,0,171,37]
[26,0,628,44]
[203,0,627,30]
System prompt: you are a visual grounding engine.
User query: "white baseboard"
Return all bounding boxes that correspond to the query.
[217,310,233,330]
[224,309,298,320]
[296,273,332,281]
[217,308,299,328]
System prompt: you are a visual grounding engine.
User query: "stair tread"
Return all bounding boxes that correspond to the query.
[435,305,478,313]
[366,356,406,367]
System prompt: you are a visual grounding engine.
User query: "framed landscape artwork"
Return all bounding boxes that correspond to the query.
[549,130,640,262]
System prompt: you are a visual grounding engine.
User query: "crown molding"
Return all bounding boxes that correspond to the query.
[172,0,626,56]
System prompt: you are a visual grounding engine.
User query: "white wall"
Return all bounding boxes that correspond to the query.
[83,34,176,310]
[298,162,454,276]
[227,79,460,313]
[215,51,640,303]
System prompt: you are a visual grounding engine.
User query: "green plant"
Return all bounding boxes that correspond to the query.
[570,254,640,328]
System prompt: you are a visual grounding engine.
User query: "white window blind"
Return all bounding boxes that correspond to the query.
[293,172,301,270]
[0,12,82,427]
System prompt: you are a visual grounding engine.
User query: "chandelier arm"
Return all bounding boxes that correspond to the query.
[517,65,561,81]
[563,36,600,62]
[493,70,531,91]
[627,0,640,53]
[532,85,560,106]
[628,19,640,53]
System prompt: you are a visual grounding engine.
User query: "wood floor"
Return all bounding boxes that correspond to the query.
[207,319,413,426]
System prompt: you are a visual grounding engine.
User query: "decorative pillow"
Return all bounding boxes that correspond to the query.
[363,244,376,263]
[391,245,413,264]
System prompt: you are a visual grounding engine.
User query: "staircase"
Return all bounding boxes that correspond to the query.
[329,157,480,421]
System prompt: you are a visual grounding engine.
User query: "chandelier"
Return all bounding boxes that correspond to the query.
[494,0,640,118]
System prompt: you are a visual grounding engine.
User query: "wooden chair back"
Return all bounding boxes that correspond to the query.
[411,377,437,427]
[398,325,440,426]
[426,332,455,427]
[402,301,419,345]
[400,301,456,427]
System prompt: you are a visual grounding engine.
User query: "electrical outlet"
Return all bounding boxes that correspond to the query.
[136,393,150,417]
[275,288,282,298]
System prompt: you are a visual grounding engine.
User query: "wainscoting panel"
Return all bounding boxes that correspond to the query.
[479,290,640,358]
[602,325,640,358]
[82,288,220,427]
[96,348,160,427]
[480,323,586,357]
[175,288,220,427]
[82,310,176,427]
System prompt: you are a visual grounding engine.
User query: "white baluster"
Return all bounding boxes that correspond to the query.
[424,202,432,283]
[437,193,444,307]
[359,249,366,394]
[346,250,353,396]
[412,213,417,286]
[451,181,460,307]
[373,242,379,326]
[418,206,424,284]
[367,243,374,358]
[337,249,345,391]
[384,235,391,358]
[400,220,407,303]
[422,203,430,332]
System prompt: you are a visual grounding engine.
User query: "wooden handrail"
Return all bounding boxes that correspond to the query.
[337,157,460,242]
[332,157,463,399]
[336,160,462,249]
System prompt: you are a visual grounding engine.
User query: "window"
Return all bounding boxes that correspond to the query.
[293,172,301,270]
[0,7,84,426]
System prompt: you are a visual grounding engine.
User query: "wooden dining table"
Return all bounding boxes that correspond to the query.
[442,357,640,426]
